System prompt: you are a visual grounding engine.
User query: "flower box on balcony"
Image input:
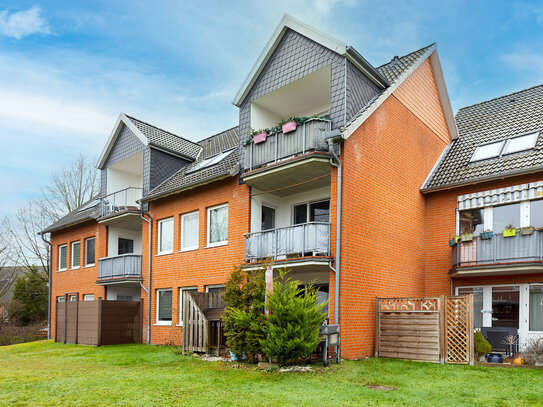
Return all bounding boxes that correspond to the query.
[460,233,474,242]
[253,131,268,144]
[503,228,517,238]
[281,120,297,134]
[520,226,535,236]
[449,236,460,247]
[480,231,493,240]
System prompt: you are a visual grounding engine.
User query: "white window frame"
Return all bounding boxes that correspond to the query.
[180,211,199,252]
[71,241,81,269]
[528,284,543,334]
[206,204,228,247]
[57,296,66,303]
[58,244,67,271]
[157,217,174,255]
[84,237,95,267]
[156,288,173,326]
[69,295,77,302]
[83,294,95,301]
[502,132,539,156]
[205,284,225,293]
[178,287,198,326]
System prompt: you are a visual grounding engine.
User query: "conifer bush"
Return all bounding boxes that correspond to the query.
[474,330,491,357]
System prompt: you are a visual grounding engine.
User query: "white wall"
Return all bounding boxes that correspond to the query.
[250,186,331,232]
[106,283,141,301]
[108,226,142,256]
[106,152,143,203]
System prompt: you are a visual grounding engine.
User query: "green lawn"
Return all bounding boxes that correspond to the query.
[0,341,541,406]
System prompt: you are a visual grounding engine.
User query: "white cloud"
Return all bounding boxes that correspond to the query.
[0,5,50,40]
[502,52,543,79]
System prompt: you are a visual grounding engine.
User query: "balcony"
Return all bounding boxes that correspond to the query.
[451,230,543,269]
[100,187,143,218]
[244,222,331,262]
[244,118,331,172]
[98,254,142,282]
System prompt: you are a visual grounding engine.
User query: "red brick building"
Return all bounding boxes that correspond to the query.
[42,15,543,359]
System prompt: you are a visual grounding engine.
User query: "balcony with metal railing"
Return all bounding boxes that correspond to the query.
[97,254,142,282]
[451,229,543,269]
[99,187,143,218]
[244,222,331,262]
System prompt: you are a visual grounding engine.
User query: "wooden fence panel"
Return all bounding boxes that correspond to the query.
[55,303,66,343]
[183,293,208,353]
[66,301,78,344]
[77,301,100,346]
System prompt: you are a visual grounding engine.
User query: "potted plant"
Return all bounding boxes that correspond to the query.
[448,236,460,247]
[480,230,493,240]
[520,226,535,236]
[503,224,517,238]
[460,233,474,242]
[280,117,297,134]
[250,129,268,144]
[474,330,491,362]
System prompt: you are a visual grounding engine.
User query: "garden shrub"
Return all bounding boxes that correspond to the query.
[474,330,491,356]
[260,273,327,365]
[524,337,543,365]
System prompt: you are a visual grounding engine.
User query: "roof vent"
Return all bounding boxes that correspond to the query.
[390,56,400,68]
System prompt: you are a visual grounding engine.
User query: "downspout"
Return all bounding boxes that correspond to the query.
[40,232,53,340]
[140,209,153,344]
[325,130,344,329]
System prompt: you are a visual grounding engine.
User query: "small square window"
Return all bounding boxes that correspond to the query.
[57,296,66,303]
[58,244,67,271]
[71,241,81,269]
[156,289,172,325]
[158,218,174,254]
[83,294,94,301]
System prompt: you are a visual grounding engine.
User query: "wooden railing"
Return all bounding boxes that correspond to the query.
[244,118,331,171]
[98,254,142,281]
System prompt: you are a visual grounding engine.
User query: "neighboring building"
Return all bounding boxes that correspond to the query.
[41,14,543,358]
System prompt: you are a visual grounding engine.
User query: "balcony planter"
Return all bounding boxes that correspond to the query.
[480,231,493,240]
[253,131,268,144]
[449,236,460,247]
[281,120,297,134]
[503,228,517,238]
[520,226,535,236]
[460,233,474,242]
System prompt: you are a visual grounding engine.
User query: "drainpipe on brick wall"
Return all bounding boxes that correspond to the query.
[325,130,344,331]
[140,210,153,344]
[39,232,53,340]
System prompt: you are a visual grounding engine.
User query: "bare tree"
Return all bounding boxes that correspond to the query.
[41,154,100,221]
[0,227,16,298]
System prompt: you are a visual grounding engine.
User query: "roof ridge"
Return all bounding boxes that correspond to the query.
[457,83,543,112]
[376,42,435,69]
[197,125,239,144]
[124,114,201,148]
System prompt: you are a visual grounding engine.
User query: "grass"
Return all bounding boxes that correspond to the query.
[0,341,542,406]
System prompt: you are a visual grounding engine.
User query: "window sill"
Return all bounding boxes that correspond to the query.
[179,247,198,253]
[83,264,95,268]
[154,322,172,326]
[57,269,67,272]
[155,252,173,257]
[70,267,80,270]
[176,323,184,327]
[205,242,228,249]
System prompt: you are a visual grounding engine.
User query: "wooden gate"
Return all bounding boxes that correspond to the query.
[183,292,225,354]
[375,295,474,364]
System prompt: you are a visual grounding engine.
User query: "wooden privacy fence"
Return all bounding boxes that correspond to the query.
[55,298,143,346]
[375,295,474,364]
[183,292,225,355]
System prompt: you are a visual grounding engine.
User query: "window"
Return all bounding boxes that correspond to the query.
[261,206,275,231]
[158,218,174,254]
[531,199,543,228]
[206,285,224,293]
[530,285,543,332]
[492,286,519,328]
[57,296,66,303]
[118,238,134,255]
[179,287,198,325]
[186,149,235,174]
[181,211,199,251]
[493,203,520,232]
[207,204,228,246]
[117,295,133,301]
[83,294,94,301]
[58,244,67,271]
[458,287,483,329]
[71,241,81,269]
[156,289,172,325]
[470,141,504,162]
[459,209,484,236]
[69,295,77,302]
[502,132,538,155]
[293,200,330,224]
[85,237,95,266]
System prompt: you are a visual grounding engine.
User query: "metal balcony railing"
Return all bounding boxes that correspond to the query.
[244,118,331,171]
[98,254,142,281]
[244,222,331,261]
[451,229,543,267]
[100,187,143,217]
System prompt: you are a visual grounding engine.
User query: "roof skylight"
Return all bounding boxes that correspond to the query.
[470,132,539,162]
[186,149,235,174]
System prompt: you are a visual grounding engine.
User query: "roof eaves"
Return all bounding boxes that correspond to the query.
[419,141,454,191]
[345,46,389,89]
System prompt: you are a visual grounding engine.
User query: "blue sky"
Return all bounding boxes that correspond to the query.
[1,0,543,216]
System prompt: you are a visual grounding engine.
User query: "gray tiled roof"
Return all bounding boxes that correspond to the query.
[124,115,202,160]
[143,127,240,201]
[422,84,543,191]
[344,44,434,128]
[41,199,100,234]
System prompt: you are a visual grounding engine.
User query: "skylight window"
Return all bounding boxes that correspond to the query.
[502,132,538,155]
[470,141,504,162]
[186,149,235,174]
